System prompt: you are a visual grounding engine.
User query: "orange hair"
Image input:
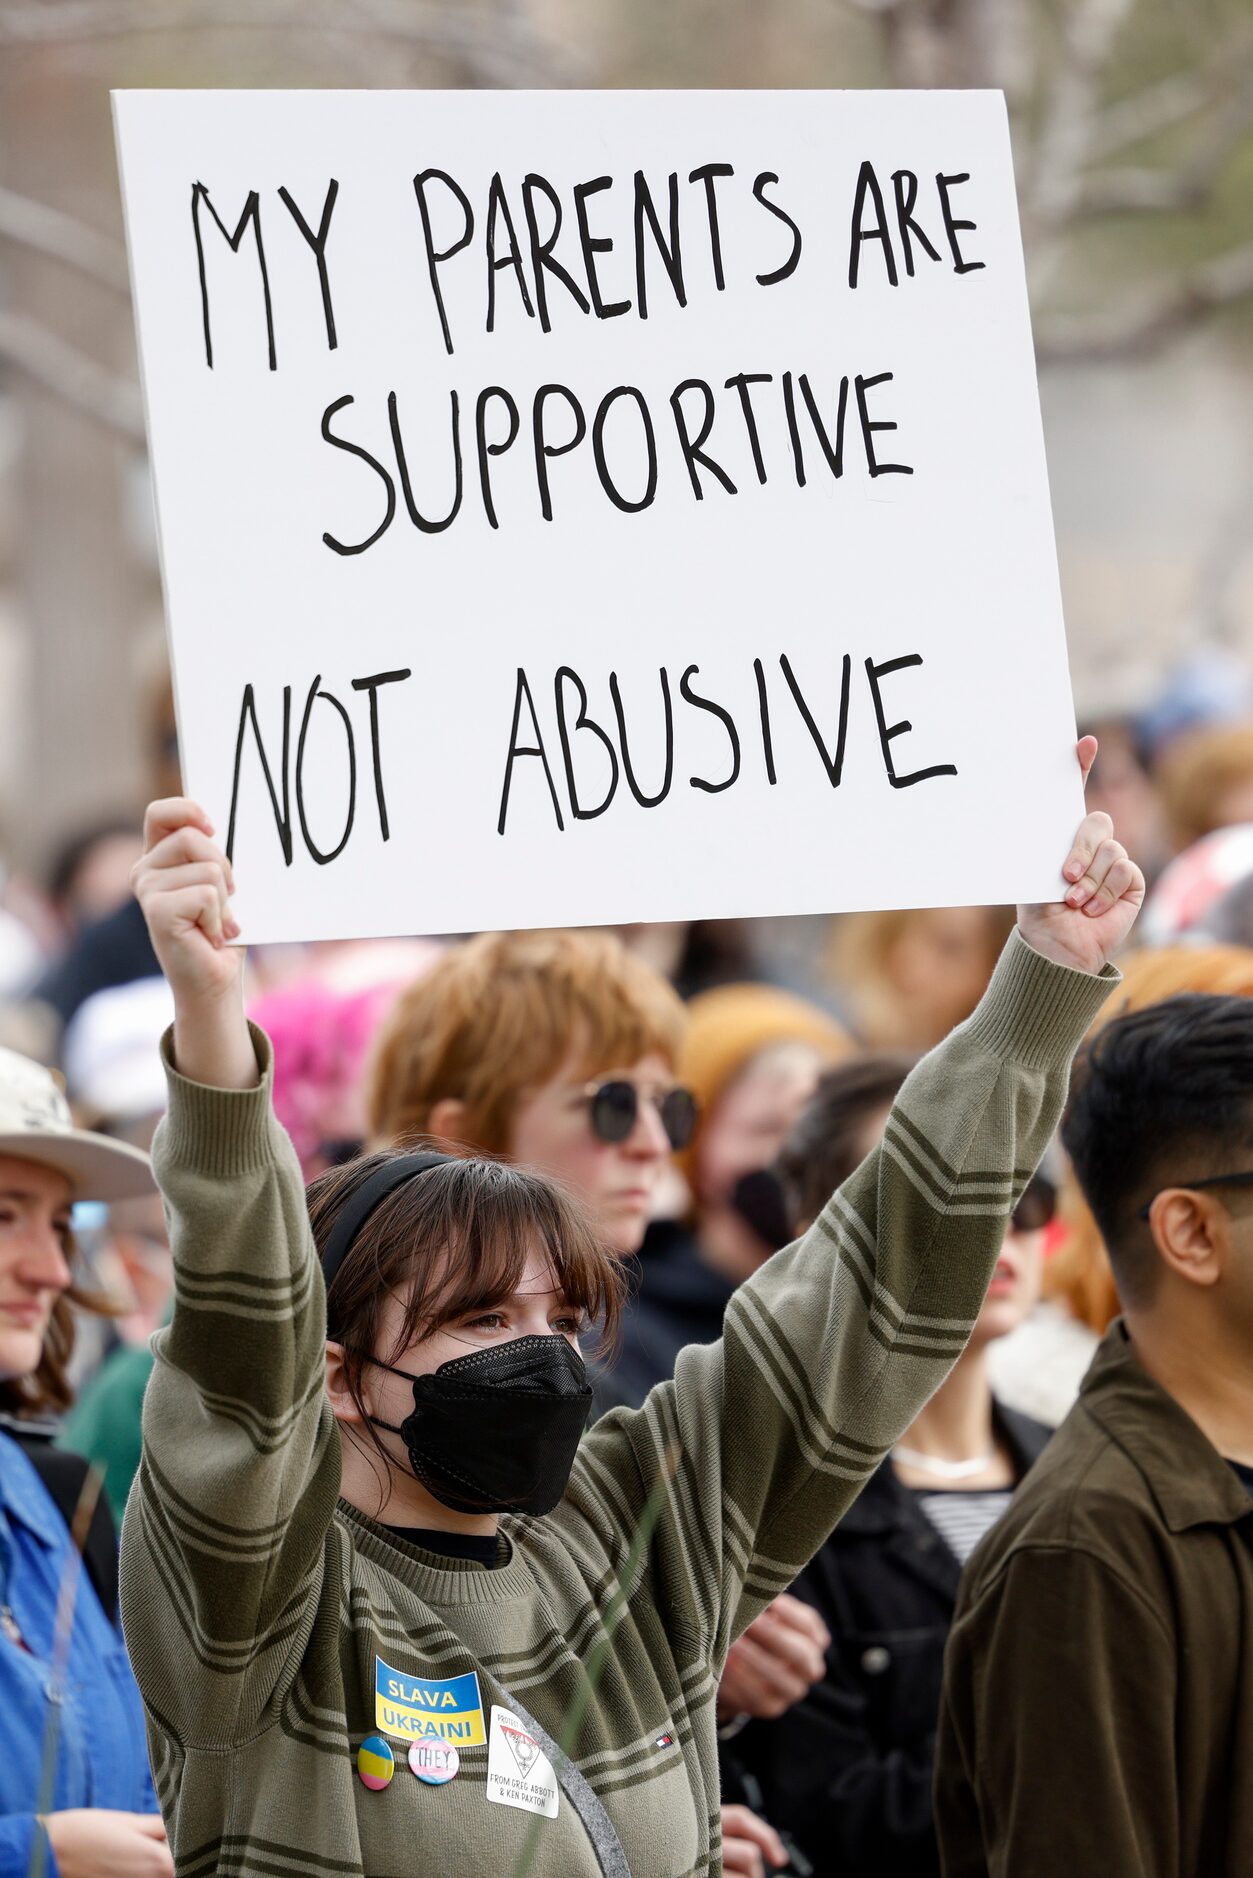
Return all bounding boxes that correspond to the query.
[366,930,686,1155]
[1157,723,1253,853]
[676,982,854,1188]
[828,905,1015,1049]
[1050,943,1253,1332]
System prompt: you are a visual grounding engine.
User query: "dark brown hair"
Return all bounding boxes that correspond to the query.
[307,1147,625,1489]
[775,1054,915,1231]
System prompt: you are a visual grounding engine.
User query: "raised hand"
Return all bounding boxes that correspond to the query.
[131,798,256,1089]
[1018,738,1145,976]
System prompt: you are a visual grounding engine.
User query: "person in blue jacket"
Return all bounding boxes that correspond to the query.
[0,1043,169,1878]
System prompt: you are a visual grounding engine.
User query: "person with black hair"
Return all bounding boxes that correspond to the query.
[936,990,1253,1877]
[728,1056,1054,1877]
[46,820,144,940]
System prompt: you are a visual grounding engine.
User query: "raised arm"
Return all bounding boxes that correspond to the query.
[119,800,340,1748]
[133,797,254,1089]
[572,746,1143,1676]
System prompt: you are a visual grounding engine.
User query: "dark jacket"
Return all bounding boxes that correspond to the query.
[5,1418,119,1619]
[34,895,159,1031]
[596,1218,735,1413]
[727,1404,1049,1877]
[935,1321,1253,1876]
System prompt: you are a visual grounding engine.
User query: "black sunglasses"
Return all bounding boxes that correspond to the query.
[582,1079,699,1151]
[1137,1169,1253,1222]
[1011,1174,1057,1235]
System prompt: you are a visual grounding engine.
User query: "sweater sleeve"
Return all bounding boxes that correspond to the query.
[118,1025,340,1748]
[572,932,1117,1667]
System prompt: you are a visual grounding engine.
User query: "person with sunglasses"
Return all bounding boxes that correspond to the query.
[936,987,1253,1878]
[121,756,1141,1878]
[366,927,694,1260]
[723,1056,1058,1878]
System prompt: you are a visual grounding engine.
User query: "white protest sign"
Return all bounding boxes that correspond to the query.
[114,89,1083,943]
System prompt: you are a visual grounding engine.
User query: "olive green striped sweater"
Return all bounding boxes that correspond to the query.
[120,932,1115,1877]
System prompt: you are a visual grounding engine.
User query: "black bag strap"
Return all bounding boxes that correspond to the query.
[4,1427,119,1625]
[496,1686,633,1878]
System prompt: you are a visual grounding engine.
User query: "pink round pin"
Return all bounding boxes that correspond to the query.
[409,1740,460,1786]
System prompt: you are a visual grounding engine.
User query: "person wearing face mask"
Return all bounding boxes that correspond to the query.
[366,928,817,1875]
[121,764,1141,1878]
[0,1048,171,1878]
[726,1056,1055,1877]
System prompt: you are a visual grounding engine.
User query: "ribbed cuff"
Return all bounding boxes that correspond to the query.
[963,929,1119,1070]
[157,1021,279,1176]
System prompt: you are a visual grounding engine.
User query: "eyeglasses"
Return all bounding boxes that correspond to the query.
[1011,1174,1057,1235]
[582,1079,699,1151]
[1136,1169,1253,1222]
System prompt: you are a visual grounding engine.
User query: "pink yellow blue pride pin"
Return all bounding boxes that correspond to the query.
[357,1735,395,1791]
[357,1732,462,1792]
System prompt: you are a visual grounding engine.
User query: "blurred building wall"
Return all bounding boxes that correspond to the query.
[1046,334,1253,718]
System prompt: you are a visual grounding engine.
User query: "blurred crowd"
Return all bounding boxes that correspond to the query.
[4,645,1253,1874]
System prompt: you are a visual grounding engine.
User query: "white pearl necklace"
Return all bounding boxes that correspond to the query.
[891,1444,996,1481]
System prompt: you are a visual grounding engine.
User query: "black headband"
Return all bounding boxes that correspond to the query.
[321,1152,454,1329]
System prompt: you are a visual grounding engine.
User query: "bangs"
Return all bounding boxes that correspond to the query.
[557,973,685,1086]
[308,1145,626,1512]
[569,1017,675,1086]
[509,929,685,1078]
[360,1157,625,1361]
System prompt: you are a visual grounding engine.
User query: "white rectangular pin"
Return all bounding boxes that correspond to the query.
[486,1705,560,1819]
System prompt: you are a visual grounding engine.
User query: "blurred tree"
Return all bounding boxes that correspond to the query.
[0,0,578,436]
[0,0,1250,862]
[0,0,577,864]
[844,0,1253,358]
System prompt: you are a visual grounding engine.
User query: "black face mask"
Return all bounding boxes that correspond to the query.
[362,1335,592,1517]
[730,1167,794,1255]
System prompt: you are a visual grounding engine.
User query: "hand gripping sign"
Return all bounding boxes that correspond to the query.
[114,89,1083,943]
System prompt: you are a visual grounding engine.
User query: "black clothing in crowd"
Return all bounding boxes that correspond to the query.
[598,1219,733,1413]
[726,1406,1050,1877]
[33,896,158,1030]
[0,1416,119,1620]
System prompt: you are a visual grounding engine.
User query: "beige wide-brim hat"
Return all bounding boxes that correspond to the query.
[0,1043,155,1201]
